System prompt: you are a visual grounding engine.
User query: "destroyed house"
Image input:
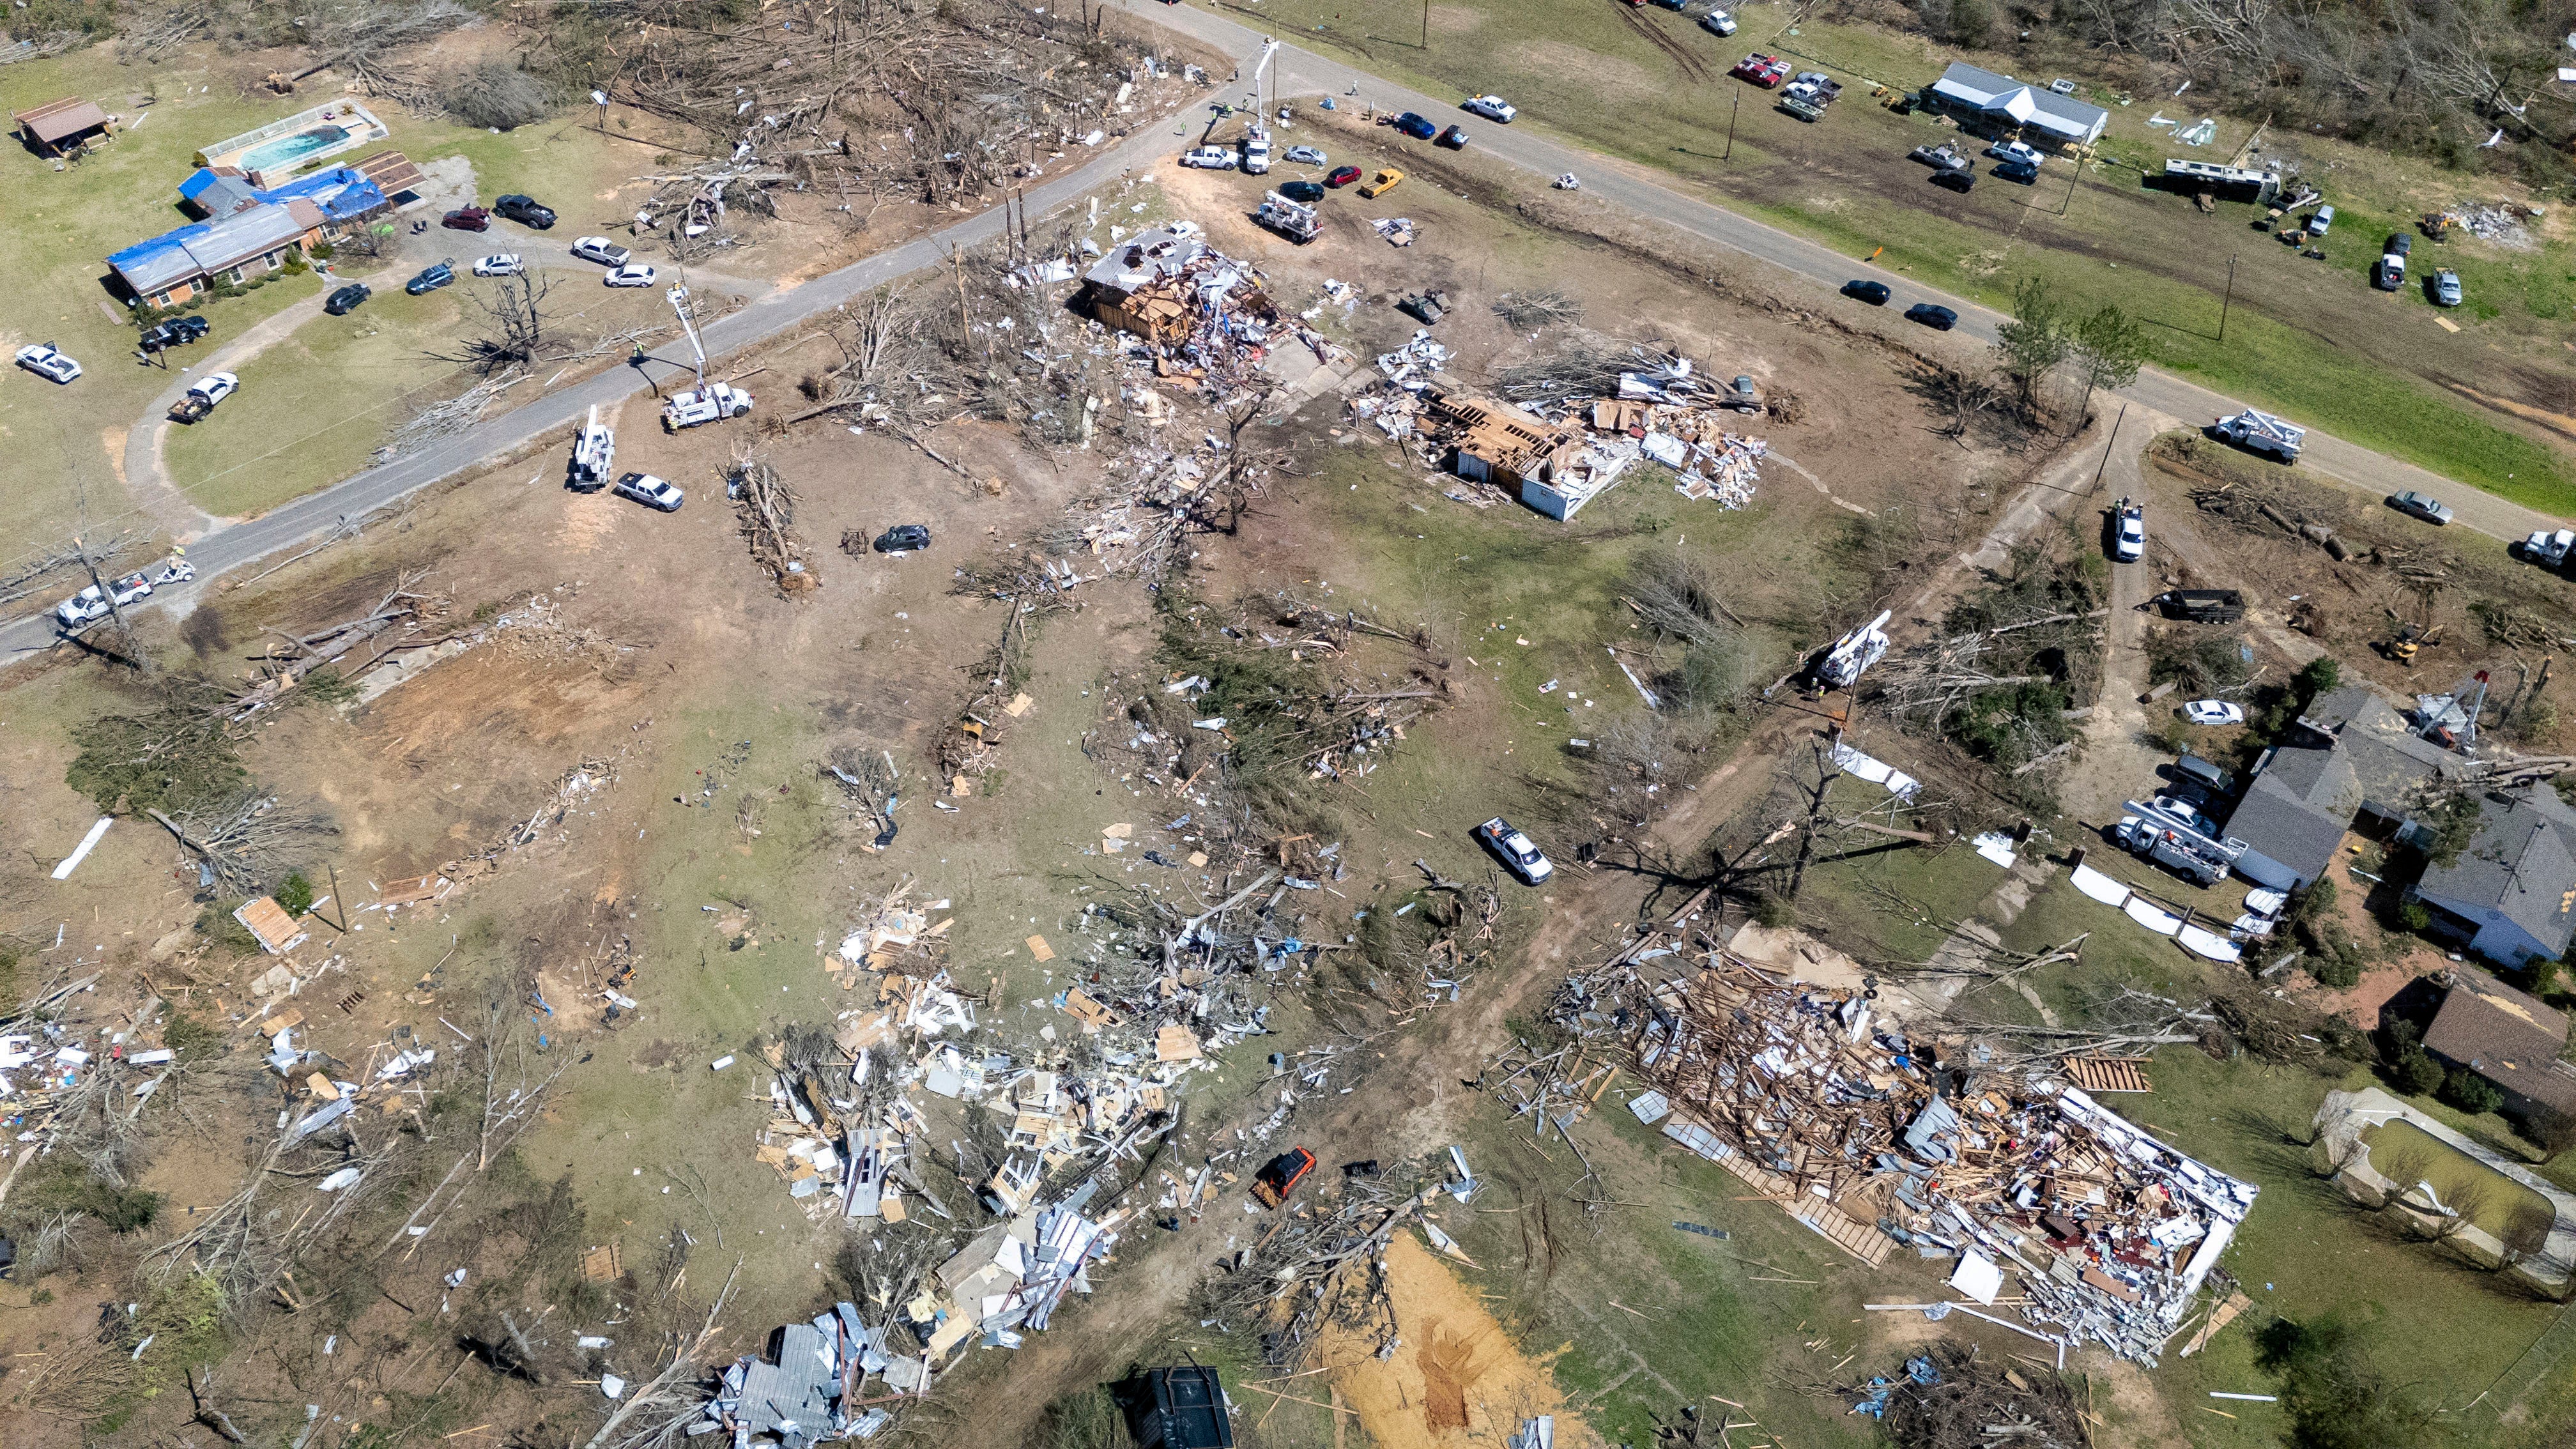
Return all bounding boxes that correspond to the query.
[2407,789,2576,970]
[2222,685,2468,890]
[1435,394,1581,491]
[2421,965,2576,1119]
[1924,63,2109,148]
[1077,227,1264,344]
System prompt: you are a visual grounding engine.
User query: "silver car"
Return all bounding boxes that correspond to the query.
[2387,490,2453,526]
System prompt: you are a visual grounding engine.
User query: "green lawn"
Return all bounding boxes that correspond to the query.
[1213,0,2576,512]
[0,43,646,548]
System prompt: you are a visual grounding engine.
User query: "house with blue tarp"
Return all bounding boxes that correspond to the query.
[106,152,420,309]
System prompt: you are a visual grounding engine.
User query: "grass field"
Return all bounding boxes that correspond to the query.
[1205,0,2576,513]
[0,43,647,550]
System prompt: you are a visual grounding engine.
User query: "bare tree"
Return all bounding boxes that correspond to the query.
[434,273,560,376]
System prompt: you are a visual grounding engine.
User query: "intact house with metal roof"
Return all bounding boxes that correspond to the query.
[1923,63,2110,150]
[2420,964,2576,1121]
[106,161,401,309]
[13,96,113,157]
[2221,685,2474,891]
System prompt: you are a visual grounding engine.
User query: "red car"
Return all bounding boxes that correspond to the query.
[441,206,491,232]
[1325,165,1363,188]
[1731,54,1790,88]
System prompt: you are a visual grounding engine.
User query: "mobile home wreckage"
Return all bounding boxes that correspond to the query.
[1548,942,2257,1365]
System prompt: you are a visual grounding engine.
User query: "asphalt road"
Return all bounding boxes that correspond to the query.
[12,7,2554,660]
[1121,1,2558,540]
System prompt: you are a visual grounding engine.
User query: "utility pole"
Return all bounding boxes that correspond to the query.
[2090,401,2127,493]
[2217,252,2238,342]
[1420,0,1429,49]
[2057,151,2081,216]
[1724,86,1741,162]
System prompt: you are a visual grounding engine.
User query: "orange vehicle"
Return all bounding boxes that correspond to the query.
[1251,1147,1316,1209]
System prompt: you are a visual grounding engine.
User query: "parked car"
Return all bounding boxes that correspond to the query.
[2113,498,2146,562]
[1462,95,1516,123]
[1699,9,1737,35]
[169,371,238,423]
[2374,249,2405,290]
[1473,816,1554,885]
[1930,167,1975,194]
[54,571,155,629]
[1729,54,1790,87]
[1435,124,1469,150]
[1909,142,1971,171]
[139,316,210,353]
[324,282,371,316]
[2174,752,2237,797]
[2152,795,2227,837]
[1904,302,1957,330]
[473,254,526,278]
[14,342,80,383]
[1278,180,1326,203]
[1390,111,1438,140]
[1841,279,1890,305]
[493,194,556,229]
[2432,268,2463,307]
[441,206,491,232]
[2181,700,2246,728]
[604,263,658,288]
[1358,167,1403,198]
[2386,232,2412,258]
[1646,0,1685,10]
[571,236,632,267]
[874,523,932,553]
[405,259,456,295]
[1993,159,2040,185]
[2387,489,2454,525]
[1326,165,1363,188]
[1284,144,1327,166]
[2307,204,2334,237]
[611,471,685,512]
[1180,145,1236,169]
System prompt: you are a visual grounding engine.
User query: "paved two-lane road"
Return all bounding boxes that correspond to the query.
[10,7,2554,662]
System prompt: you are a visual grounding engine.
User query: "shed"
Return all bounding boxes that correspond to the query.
[14,96,112,156]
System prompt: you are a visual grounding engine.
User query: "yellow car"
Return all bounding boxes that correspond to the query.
[1358,167,1404,199]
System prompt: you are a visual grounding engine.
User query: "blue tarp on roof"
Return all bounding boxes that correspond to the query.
[112,167,384,295]
[178,164,385,221]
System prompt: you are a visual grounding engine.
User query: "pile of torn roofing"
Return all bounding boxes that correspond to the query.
[1554,942,2255,1365]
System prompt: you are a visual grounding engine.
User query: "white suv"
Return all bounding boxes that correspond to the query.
[612,472,685,511]
[571,236,632,267]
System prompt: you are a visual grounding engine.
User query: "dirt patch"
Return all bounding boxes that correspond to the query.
[1315,1234,1587,1448]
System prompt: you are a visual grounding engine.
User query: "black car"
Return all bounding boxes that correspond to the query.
[1993,160,2039,185]
[1929,167,1975,194]
[140,316,211,352]
[404,260,456,296]
[1278,180,1326,203]
[324,283,371,316]
[1905,302,1958,330]
[1841,279,1890,306]
[874,524,932,553]
[1435,124,1469,150]
[494,194,557,230]
[2386,232,2412,257]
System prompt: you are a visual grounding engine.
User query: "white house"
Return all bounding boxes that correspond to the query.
[1925,63,2110,149]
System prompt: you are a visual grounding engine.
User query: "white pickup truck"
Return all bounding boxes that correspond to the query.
[2214,408,2304,463]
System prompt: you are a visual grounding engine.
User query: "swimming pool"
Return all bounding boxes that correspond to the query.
[240,124,351,174]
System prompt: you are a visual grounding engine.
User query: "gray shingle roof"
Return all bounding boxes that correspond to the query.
[1928,63,2109,139]
[2223,767,2350,882]
[2417,793,2576,956]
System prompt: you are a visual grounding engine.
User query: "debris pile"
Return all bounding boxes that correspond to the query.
[1835,1343,2092,1449]
[1073,225,1342,409]
[1549,932,2257,1365]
